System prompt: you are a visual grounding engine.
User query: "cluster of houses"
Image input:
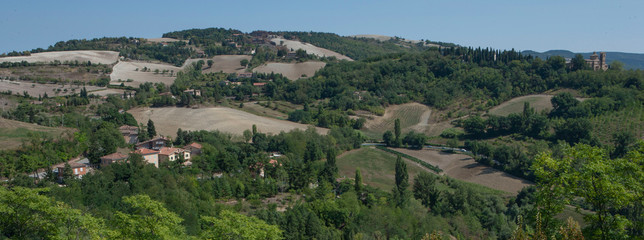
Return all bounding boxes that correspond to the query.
[57,125,203,180]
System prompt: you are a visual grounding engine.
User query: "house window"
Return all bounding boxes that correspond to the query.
[74,169,78,175]
[80,167,84,172]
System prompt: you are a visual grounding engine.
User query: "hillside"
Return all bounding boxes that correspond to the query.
[523,49,644,69]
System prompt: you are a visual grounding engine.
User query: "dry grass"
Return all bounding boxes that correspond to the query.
[253,61,326,80]
[146,38,186,43]
[0,79,105,97]
[337,147,427,191]
[109,60,181,87]
[271,38,352,61]
[0,51,119,65]
[488,95,555,116]
[0,118,72,150]
[392,148,532,193]
[128,106,327,138]
[184,55,252,74]
[362,103,454,139]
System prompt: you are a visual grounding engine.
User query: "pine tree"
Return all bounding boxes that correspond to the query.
[147,119,156,138]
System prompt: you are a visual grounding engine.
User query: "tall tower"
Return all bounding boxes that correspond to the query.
[600,52,607,70]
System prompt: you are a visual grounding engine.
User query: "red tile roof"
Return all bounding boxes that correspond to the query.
[185,142,202,149]
[159,147,182,156]
[100,152,128,160]
[133,148,159,155]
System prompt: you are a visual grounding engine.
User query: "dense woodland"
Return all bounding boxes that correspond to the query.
[0,28,643,239]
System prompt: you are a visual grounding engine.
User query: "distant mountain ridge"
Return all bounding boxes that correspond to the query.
[522,50,644,70]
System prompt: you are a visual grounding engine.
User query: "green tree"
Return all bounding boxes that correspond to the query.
[322,148,338,183]
[413,172,440,210]
[354,168,363,193]
[201,210,283,240]
[383,130,395,147]
[463,116,487,138]
[611,130,635,158]
[550,92,579,118]
[113,194,186,239]
[394,118,402,147]
[570,54,589,71]
[207,59,214,68]
[147,119,156,138]
[240,59,249,68]
[61,162,74,184]
[393,155,409,207]
[243,129,253,143]
[0,187,110,239]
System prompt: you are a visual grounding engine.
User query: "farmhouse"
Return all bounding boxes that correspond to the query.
[158,147,190,164]
[136,137,169,150]
[253,82,266,87]
[57,161,91,179]
[133,148,160,167]
[183,142,202,156]
[183,89,201,97]
[118,125,139,144]
[100,152,129,167]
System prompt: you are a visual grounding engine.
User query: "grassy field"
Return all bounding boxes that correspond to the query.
[128,106,327,138]
[0,118,71,150]
[488,95,554,116]
[362,103,434,139]
[337,147,427,191]
[589,104,644,145]
[253,61,326,80]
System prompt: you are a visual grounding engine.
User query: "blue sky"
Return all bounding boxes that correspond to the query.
[1,0,643,54]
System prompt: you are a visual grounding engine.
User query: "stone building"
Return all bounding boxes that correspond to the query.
[586,52,608,71]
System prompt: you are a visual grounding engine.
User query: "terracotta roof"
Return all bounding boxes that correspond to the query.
[119,125,138,131]
[159,147,182,156]
[100,152,128,160]
[185,142,202,149]
[133,148,159,155]
[253,82,266,86]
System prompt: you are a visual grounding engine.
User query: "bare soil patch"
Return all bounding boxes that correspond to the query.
[110,61,181,87]
[0,51,119,65]
[393,148,532,193]
[128,106,327,138]
[271,38,352,61]
[254,61,326,80]
[0,80,104,97]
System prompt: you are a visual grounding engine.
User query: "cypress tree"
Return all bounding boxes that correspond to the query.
[355,168,363,193]
[393,155,409,207]
[147,119,156,138]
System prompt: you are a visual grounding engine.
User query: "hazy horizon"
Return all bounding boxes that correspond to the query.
[2,0,643,54]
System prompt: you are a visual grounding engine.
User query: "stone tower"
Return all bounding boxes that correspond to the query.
[599,52,607,70]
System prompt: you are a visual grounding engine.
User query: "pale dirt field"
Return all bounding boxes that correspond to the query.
[89,88,126,97]
[0,51,119,65]
[146,38,185,43]
[109,61,181,87]
[0,80,104,97]
[362,103,454,138]
[253,61,326,80]
[184,55,252,74]
[271,38,352,61]
[393,148,532,193]
[128,107,328,138]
